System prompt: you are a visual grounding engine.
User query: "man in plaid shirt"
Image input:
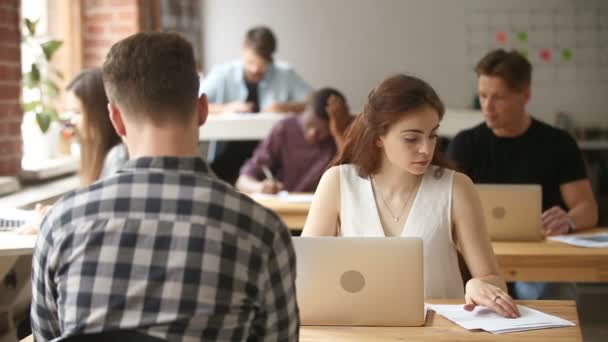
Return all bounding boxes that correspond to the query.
[31,32,299,341]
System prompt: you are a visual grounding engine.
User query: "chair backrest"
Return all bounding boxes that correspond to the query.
[60,330,167,342]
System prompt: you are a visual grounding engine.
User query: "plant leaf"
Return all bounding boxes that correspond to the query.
[46,108,59,121]
[24,18,38,36]
[36,111,52,133]
[23,73,35,88]
[41,40,63,61]
[23,101,41,113]
[23,64,41,88]
[42,80,60,98]
[30,63,40,82]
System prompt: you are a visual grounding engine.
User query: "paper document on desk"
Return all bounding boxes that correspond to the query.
[428,304,575,334]
[548,233,608,248]
[0,208,36,231]
[251,191,314,203]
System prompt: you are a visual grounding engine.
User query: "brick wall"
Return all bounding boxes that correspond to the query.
[0,0,22,176]
[82,0,141,68]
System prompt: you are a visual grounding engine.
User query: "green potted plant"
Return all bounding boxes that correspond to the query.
[20,18,65,164]
[22,18,63,132]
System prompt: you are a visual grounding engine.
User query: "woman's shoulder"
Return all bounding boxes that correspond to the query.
[330,163,366,182]
[319,164,360,189]
[451,171,476,199]
[321,164,342,183]
[100,143,128,179]
[105,143,128,162]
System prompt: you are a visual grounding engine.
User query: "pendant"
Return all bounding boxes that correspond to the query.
[394,217,399,222]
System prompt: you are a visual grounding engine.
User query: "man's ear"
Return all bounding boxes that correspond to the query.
[108,102,126,137]
[197,94,209,127]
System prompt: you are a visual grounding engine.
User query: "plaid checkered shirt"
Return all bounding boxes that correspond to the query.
[31,157,299,342]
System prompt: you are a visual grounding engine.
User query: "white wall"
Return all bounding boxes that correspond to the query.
[201,0,608,126]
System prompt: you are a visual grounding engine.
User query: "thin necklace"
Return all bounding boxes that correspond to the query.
[371,176,421,223]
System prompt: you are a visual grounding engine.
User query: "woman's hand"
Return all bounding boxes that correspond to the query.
[464,278,520,318]
[15,203,50,235]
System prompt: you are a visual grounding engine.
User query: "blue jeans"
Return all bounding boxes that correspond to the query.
[513,282,576,300]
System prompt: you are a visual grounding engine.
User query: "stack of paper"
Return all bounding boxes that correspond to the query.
[251,191,314,203]
[548,233,608,248]
[428,304,575,334]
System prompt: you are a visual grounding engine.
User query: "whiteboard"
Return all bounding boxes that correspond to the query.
[201,0,608,126]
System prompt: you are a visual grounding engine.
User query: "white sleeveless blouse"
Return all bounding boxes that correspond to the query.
[339,164,464,299]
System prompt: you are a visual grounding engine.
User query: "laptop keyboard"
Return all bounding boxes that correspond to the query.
[0,219,25,232]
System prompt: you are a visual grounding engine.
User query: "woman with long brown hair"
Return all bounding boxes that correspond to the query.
[302,74,519,318]
[65,68,127,186]
[17,69,127,235]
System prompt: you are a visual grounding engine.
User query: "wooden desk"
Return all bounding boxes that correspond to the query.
[18,300,580,341]
[301,300,580,341]
[252,196,608,283]
[1,233,37,341]
[252,195,309,230]
[198,109,483,141]
[199,112,285,141]
[494,228,608,282]
[0,233,37,281]
[0,233,37,257]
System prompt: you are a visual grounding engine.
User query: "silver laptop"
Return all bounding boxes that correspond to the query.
[293,237,424,326]
[476,184,544,241]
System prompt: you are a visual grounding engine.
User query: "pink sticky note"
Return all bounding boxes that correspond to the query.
[495,31,507,44]
[539,48,552,62]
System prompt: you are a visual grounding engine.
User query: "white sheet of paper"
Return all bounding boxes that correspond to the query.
[251,191,314,203]
[548,233,608,248]
[428,304,575,334]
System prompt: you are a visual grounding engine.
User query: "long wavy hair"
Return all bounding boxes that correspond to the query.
[67,68,121,186]
[332,74,453,177]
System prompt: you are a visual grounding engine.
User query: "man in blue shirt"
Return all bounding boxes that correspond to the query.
[200,26,312,184]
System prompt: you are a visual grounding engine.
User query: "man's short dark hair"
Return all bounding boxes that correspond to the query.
[311,88,345,121]
[244,26,276,62]
[475,49,532,90]
[102,32,199,124]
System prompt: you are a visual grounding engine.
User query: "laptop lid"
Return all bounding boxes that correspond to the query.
[476,184,544,241]
[293,237,424,326]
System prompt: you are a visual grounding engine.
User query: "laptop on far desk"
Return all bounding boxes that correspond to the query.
[0,208,35,232]
[293,237,425,326]
[476,184,544,241]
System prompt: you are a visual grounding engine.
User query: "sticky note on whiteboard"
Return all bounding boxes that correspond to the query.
[539,48,552,62]
[516,31,528,42]
[495,31,507,44]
